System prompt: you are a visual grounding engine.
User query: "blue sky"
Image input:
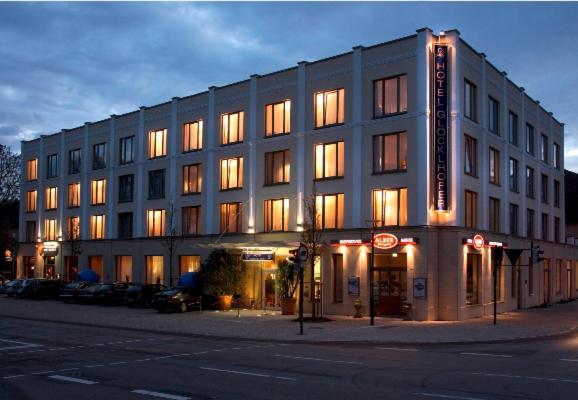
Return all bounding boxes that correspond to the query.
[1,2,578,171]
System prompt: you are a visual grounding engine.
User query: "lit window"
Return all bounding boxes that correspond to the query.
[489,147,500,185]
[373,132,407,173]
[264,150,290,185]
[47,154,58,178]
[44,219,57,241]
[220,157,243,190]
[264,198,289,232]
[91,179,106,205]
[183,164,202,194]
[315,193,344,229]
[68,183,81,208]
[220,202,242,233]
[45,187,58,210]
[265,100,291,136]
[146,256,164,284]
[315,141,344,179]
[374,75,407,117]
[148,129,167,159]
[183,120,203,152]
[27,159,38,181]
[25,190,37,212]
[372,188,407,227]
[221,111,244,145]
[180,255,201,275]
[69,149,81,174]
[92,143,106,170]
[66,216,80,240]
[147,209,166,237]
[315,88,345,128]
[90,215,106,239]
[182,206,200,236]
[119,136,134,165]
[116,256,133,282]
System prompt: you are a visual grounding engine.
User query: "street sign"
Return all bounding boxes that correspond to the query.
[505,249,523,266]
[298,244,308,263]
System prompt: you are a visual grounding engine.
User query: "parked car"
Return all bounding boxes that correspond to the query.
[152,286,201,313]
[59,281,92,303]
[77,283,103,303]
[125,283,167,307]
[21,279,62,300]
[14,279,37,298]
[4,279,23,297]
[96,282,130,305]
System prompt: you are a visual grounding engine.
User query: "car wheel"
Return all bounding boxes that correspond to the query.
[179,302,187,313]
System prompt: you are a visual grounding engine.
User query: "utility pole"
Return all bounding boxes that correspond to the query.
[492,246,504,325]
[370,229,375,326]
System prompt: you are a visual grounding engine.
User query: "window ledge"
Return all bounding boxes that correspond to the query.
[372,111,408,120]
[263,182,290,187]
[220,141,244,147]
[182,149,203,154]
[220,187,243,192]
[372,169,407,176]
[314,122,344,130]
[314,176,344,182]
[182,192,202,196]
[263,132,291,139]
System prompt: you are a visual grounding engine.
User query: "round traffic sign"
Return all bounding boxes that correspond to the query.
[298,245,308,262]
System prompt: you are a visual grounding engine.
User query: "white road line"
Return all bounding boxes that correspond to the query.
[58,368,79,372]
[274,354,363,365]
[460,352,513,358]
[84,364,104,368]
[131,389,190,400]
[2,374,27,380]
[415,393,486,400]
[109,361,128,365]
[0,338,42,351]
[31,371,55,375]
[48,375,98,385]
[473,372,578,384]
[561,358,578,362]
[375,347,419,352]
[200,367,297,381]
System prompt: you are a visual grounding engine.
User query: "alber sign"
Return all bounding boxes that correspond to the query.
[433,43,449,212]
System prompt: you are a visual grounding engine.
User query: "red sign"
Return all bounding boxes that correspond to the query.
[374,233,398,250]
[473,234,484,250]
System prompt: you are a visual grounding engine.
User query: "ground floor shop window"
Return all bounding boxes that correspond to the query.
[88,256,104,281]
[43,256,56,278]
[466,253,481,305]
[146,256,164,284]
[496,264,504,302]
[65,256,78,282]
[116,256,132,282]
[529,263,534,295]
[556,259,562,293]
[23,256,35,278]
[180,255,200,275]
[332,254,343,303]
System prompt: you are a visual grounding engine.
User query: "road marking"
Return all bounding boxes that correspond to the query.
[131,389,190,400]
[473,372,578,384]
[561,358,578,362]
[0,339,42,351]
[274,354,363,365]
[109,361,128,365]
[84,364,104,368]
[48,375,98,385]
[415,393,486,400]
[2,374,27,380]
[58,368,79,372]
[31,370,55,375]
[460,352,513,358]
[375,347,419,352]
[200,367,297,381]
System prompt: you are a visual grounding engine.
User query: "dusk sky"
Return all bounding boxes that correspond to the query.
[1,2,578,171]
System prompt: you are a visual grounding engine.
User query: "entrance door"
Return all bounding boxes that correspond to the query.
[43,256,55,279]
[373,268,407,315]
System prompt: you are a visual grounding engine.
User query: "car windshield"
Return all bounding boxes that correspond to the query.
[127,285,142,291]
[100,284,112,290]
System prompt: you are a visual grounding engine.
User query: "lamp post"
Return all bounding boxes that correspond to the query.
[370,229,375,326]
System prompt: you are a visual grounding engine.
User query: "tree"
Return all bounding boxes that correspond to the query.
[0,145,20,204]
[65,218,83,281]
[161,203,182,287]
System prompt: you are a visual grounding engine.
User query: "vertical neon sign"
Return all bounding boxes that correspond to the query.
[433,44,449,212]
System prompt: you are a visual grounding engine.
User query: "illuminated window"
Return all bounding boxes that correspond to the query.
[220,202,242,233]
[44,218,57,241]
[183,120,203,152]
[464,79,477,121]
[118,212,133,238]
[526,167,535,198]
[221,111,244,145]
[466,254,481,305]
[116,256,132,282]
[118,174,134,203]
[372,188,407,227]
[91,179,106,205]
[66,183,80,208]
[47,154,58,178]
[374,75,407,117]
[373,132,407,173]
[508,111,518,146]
[464,190,477,229]
[264,198,289,232]
[488,96,500,135]
[541,134,548,163]
[148,169,165,199]
[27,159,38,181]
[556,259,562,293]
[69,149,81,174]
[147,209,166,237]
[92,143,106,170]
[183,164,202,194]
[264,150,290,185]
[25,190,37,212]
[464,135,477,176]
[509,158,519,192]
[119,136,134,165]
[90,215,105,239]
[182,206,200,236]
[315,88,344,128]
[146,256,164,284]
[489,147,500,185]
[148,129,167,159]
[489,197,500,233]
[45,187,58,210]
[66,216,80,240]
[265,100,291,136]
[315,193,344,229]
[180,255,201,275]
[315,141,344,179]
[220,157,243,190]
[525,124,534,155]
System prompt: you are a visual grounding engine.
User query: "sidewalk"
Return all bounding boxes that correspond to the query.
[1,297,577,344]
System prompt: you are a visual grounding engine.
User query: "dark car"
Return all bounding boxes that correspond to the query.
[23,279,62,299]
[153,286,201,313]
[4,279,22,297]
[59,281,92,303]
[97,282,130,305]
[14,279,37,298]
[125,283,167,307]
[77,283,103,303]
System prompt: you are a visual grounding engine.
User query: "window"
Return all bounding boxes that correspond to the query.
[221,111,244,145]
[508,111,518,145]
[316,194,344,229]
[265,100,291,136]
[264,198,289,232]
[180,255,201,275]
[554,143,561,169]
[509,158,519,192]
[92,143,106,170]
[527,209,535,238]
[489,197,500,233]
[182,206,200,236]
[372,188,407,227]
[66,216,80,240]
[264,150,290,185]
[118,212,133,239]
[489,147,500,185]
[91,179,106,205]
[147,209,166,237]
[464,135,477,176]
[69,149,81,174]
[526,167,535,198]
[556,259,562,293]
[466,254,481,305]
[529,261,534,295]
[541,174,548,203]
[90,215,105,239]
[118,174,134,203]
[525,124,534,155]
[315,88,345,128]
[488,96,500,135]
[541,213,549,240]
[45,187,58,210]
[44,219,57,241]
[220,202,242,233]
[148,169,165,199]
[148,129,167,159]
[374,75,407,117]
[116,256,132,282]
[25,190,37,212]
[373,132,407,173]
[220,157,243,190]
[315,141,344,179]
[183,120,203,152]
[509,203,519,236]
[555,217,561,243]
[146,256,164,285]
[332,254,344,303]
[25,221,36,242]
[68,183,80,208]
[554,180,560,208]
[183,164,202,194]
[541,134,548,163]
[464,190,477,229]
[464,80,477,121]
[27,159,38,181]
[47,154,58,178]
[119,136,134,165]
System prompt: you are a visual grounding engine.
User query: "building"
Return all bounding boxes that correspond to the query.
[17,28,578,320]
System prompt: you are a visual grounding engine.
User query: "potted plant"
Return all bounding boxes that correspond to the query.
[200,249,243,311]
[276,259,301,315]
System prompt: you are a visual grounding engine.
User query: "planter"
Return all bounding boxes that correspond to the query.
[281,297,297,315]
[218,295,233,311]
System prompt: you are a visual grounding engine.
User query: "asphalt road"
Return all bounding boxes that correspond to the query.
[1,316,578,400]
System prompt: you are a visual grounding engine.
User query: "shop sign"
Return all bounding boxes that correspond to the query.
[413,277,427,299]
[4,250,12,262]
[242,253,273,261]
[42,241,59,256]
[374,233,398,250]
[348,276,360,297]
[433,43,450,212]
[399,237,419,245]
[463,235,506,250]
[331,239,371,246]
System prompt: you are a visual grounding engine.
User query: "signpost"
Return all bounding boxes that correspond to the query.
[292,244,308,335]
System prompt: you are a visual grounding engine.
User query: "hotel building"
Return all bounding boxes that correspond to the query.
[18,28,578,320]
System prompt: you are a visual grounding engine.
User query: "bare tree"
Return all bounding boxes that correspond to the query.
[161,202,182,287]
[65,219,83,281]
[0,145,20,203]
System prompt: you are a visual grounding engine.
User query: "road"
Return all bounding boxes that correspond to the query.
[1,316,578,400]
